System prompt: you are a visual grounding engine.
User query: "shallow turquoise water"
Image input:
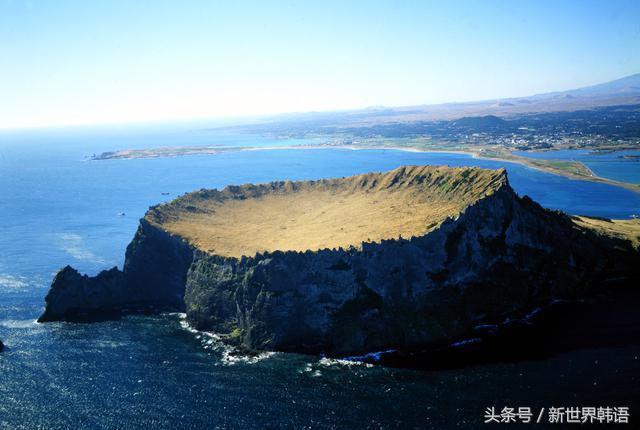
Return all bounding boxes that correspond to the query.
[1,127,639,429]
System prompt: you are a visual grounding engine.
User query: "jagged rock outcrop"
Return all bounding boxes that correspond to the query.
[39,165,640,358]
[38,266,125,321]
[38,219,194,322]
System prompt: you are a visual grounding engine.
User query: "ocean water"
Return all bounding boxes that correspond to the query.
[1,127,640,429]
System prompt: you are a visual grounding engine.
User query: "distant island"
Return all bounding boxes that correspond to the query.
[39,166,640,365]
[91,145,251,160]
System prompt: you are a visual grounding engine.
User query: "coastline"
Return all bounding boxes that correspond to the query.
[270,144,640,195]
[92,143,640,195]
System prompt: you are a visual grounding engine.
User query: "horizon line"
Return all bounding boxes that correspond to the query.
[1,71,637,132]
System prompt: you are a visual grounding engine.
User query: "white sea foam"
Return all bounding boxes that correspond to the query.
[220,350,276,366]
[54,233,106,264]
[178,318,199,334]
[178,314,276,365]
[299,364,314,374]
[0,319,38,329]
[93,340,129,348]
[298,357,374,376]
[299,364,324,377]
[0,274,29,291]
[167,312,187,318]
[318,357,374,368]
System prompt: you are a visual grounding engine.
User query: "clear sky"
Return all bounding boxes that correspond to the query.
[1,0,639,129]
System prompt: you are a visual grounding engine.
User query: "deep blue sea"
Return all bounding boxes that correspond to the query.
[1,125,640,429]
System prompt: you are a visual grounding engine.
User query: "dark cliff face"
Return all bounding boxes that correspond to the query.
[38,266,126,322]
[184,185,640,356]
[38,167,640,359]
[38,219,194,322]
[122,219,194,309]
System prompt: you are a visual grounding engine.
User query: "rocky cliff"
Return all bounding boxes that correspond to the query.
[39,166,640,358]
[38,218,194,322]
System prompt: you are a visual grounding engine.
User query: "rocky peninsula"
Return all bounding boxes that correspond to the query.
[38,166,640,360]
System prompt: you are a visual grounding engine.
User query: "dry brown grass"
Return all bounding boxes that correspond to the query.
[573,216,640,249]
[146,165,508,257]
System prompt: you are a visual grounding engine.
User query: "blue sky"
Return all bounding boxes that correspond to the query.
[1,0,639,129]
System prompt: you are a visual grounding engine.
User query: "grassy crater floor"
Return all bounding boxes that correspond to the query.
[145,165,508,257]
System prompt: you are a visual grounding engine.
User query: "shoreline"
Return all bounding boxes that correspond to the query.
[92,143,640,195]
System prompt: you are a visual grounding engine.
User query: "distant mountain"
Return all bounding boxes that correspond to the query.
[413,73,640,121]
[536,73,640,99]
[382,73,640,122]
[452,115,507,128]
[214,73,640,132]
